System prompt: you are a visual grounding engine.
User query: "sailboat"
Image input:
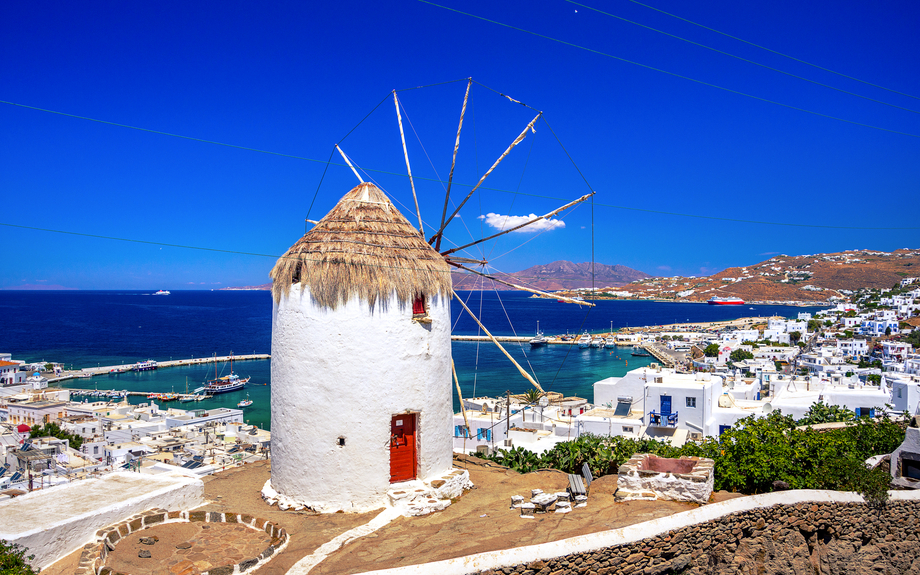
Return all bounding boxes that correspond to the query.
[202,353,250,394]
[238,392,253,408]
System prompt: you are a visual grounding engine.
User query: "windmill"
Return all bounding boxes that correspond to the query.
[266,79,596,513]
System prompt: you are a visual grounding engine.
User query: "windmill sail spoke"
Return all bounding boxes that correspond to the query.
[448,262,594,307]
[452,288,545,394]
[435,78,472,251]
[428,112,542,246]
[442,192,594,256]
[393,92,424,233]
[335,144,364,183]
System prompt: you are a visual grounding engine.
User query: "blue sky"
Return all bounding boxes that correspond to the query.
[1,0,918,290]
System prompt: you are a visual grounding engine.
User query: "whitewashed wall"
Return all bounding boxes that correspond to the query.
[270,284,453,513]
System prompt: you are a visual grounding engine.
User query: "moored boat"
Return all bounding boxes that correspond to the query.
[529,321,548,347]
[134,360,158,372]
[577,331,592,349]
[202,354,249,394]
[238,393,253,408]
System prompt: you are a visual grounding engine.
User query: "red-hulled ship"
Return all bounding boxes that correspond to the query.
[708,296,745,305]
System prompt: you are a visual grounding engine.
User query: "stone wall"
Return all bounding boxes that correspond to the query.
[477,499,920,575]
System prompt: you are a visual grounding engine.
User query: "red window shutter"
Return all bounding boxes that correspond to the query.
[413,295,426,315]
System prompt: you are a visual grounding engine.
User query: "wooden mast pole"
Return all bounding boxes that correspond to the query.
[393,91,424,233]
[452,289,545,393]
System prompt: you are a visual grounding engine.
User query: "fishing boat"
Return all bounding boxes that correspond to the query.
[202,354,250,394]
[529,321,548,347]
[577,331,592,349]
[238,393,253,408]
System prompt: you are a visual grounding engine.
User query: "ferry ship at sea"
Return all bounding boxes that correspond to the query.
[153,290,170,296]
[707,296,745,305]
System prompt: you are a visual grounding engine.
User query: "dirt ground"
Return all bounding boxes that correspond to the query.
[43,457,744,575]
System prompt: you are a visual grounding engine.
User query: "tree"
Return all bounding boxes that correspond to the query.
[807,319,822,331]
[885,326,892,336]
[29,422,83,450]
[867,374,882,384]
[789,331,802,344]
[0,540,37,574]
[797,401,855,425]
[729,349,754,363]
[703,344,720,357]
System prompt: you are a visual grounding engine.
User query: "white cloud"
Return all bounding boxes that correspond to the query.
[657,265,672,271]
[478,213,565,233]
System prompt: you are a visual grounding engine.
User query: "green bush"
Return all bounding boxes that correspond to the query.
[483,406,904,502]
[0,540,37,574]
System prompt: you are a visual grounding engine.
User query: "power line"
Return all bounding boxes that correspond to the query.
[414,0,920,139]
[565,0,920,116]
[620,0,920,102]
[2,100,917,229]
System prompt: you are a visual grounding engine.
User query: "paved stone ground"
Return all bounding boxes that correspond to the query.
[103,522,271,574]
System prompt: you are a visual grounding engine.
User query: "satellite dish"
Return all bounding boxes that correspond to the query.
[763,403,773,414]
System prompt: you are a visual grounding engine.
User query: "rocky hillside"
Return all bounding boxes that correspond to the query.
[625,248,920,303]
[451,261,651,290]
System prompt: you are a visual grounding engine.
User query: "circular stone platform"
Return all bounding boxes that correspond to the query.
[104,522,269,574]
[76,509,289,575]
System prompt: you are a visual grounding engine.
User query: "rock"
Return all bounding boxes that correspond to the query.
[772,480,790,491]
[139,536,159,545]
[176,542,192,549]
[138,549,152,558]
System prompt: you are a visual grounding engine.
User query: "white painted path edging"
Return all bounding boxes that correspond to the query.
[354,490,920,575]
[286,507,401,575]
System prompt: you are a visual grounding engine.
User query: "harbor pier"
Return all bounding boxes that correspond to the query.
[49,354,270,383]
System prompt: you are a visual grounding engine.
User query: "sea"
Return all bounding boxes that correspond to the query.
[0,290,828,430]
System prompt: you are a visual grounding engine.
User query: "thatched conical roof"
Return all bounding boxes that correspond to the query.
[270,182,452,309]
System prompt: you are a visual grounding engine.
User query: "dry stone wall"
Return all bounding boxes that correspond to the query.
[477,499,920,575]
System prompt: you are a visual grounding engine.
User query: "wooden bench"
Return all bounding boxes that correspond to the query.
[567,462,594,498]
[567,473,586,497]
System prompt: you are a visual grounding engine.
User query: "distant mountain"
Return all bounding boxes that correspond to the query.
[452,261,651,291]
[224,260,651,292]
[624,248,920,303]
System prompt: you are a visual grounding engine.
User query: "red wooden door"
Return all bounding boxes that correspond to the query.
[390,414,417,483]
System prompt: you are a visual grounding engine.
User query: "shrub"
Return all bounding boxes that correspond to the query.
[0,540,37,574]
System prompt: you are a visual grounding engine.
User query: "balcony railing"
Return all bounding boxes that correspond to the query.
[647,410,679,427]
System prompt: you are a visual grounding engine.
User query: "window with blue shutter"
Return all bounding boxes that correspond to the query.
[486,429,493,441]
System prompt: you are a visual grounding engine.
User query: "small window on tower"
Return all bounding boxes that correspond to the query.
[412,295,427,317]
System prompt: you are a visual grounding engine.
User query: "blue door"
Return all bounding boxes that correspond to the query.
[719,425,731,436]
[660,395,672,415]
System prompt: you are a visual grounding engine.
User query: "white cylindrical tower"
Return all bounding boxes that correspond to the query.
[267,182,454,513]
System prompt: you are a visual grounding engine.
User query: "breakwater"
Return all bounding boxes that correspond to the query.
[50,354,270,382]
